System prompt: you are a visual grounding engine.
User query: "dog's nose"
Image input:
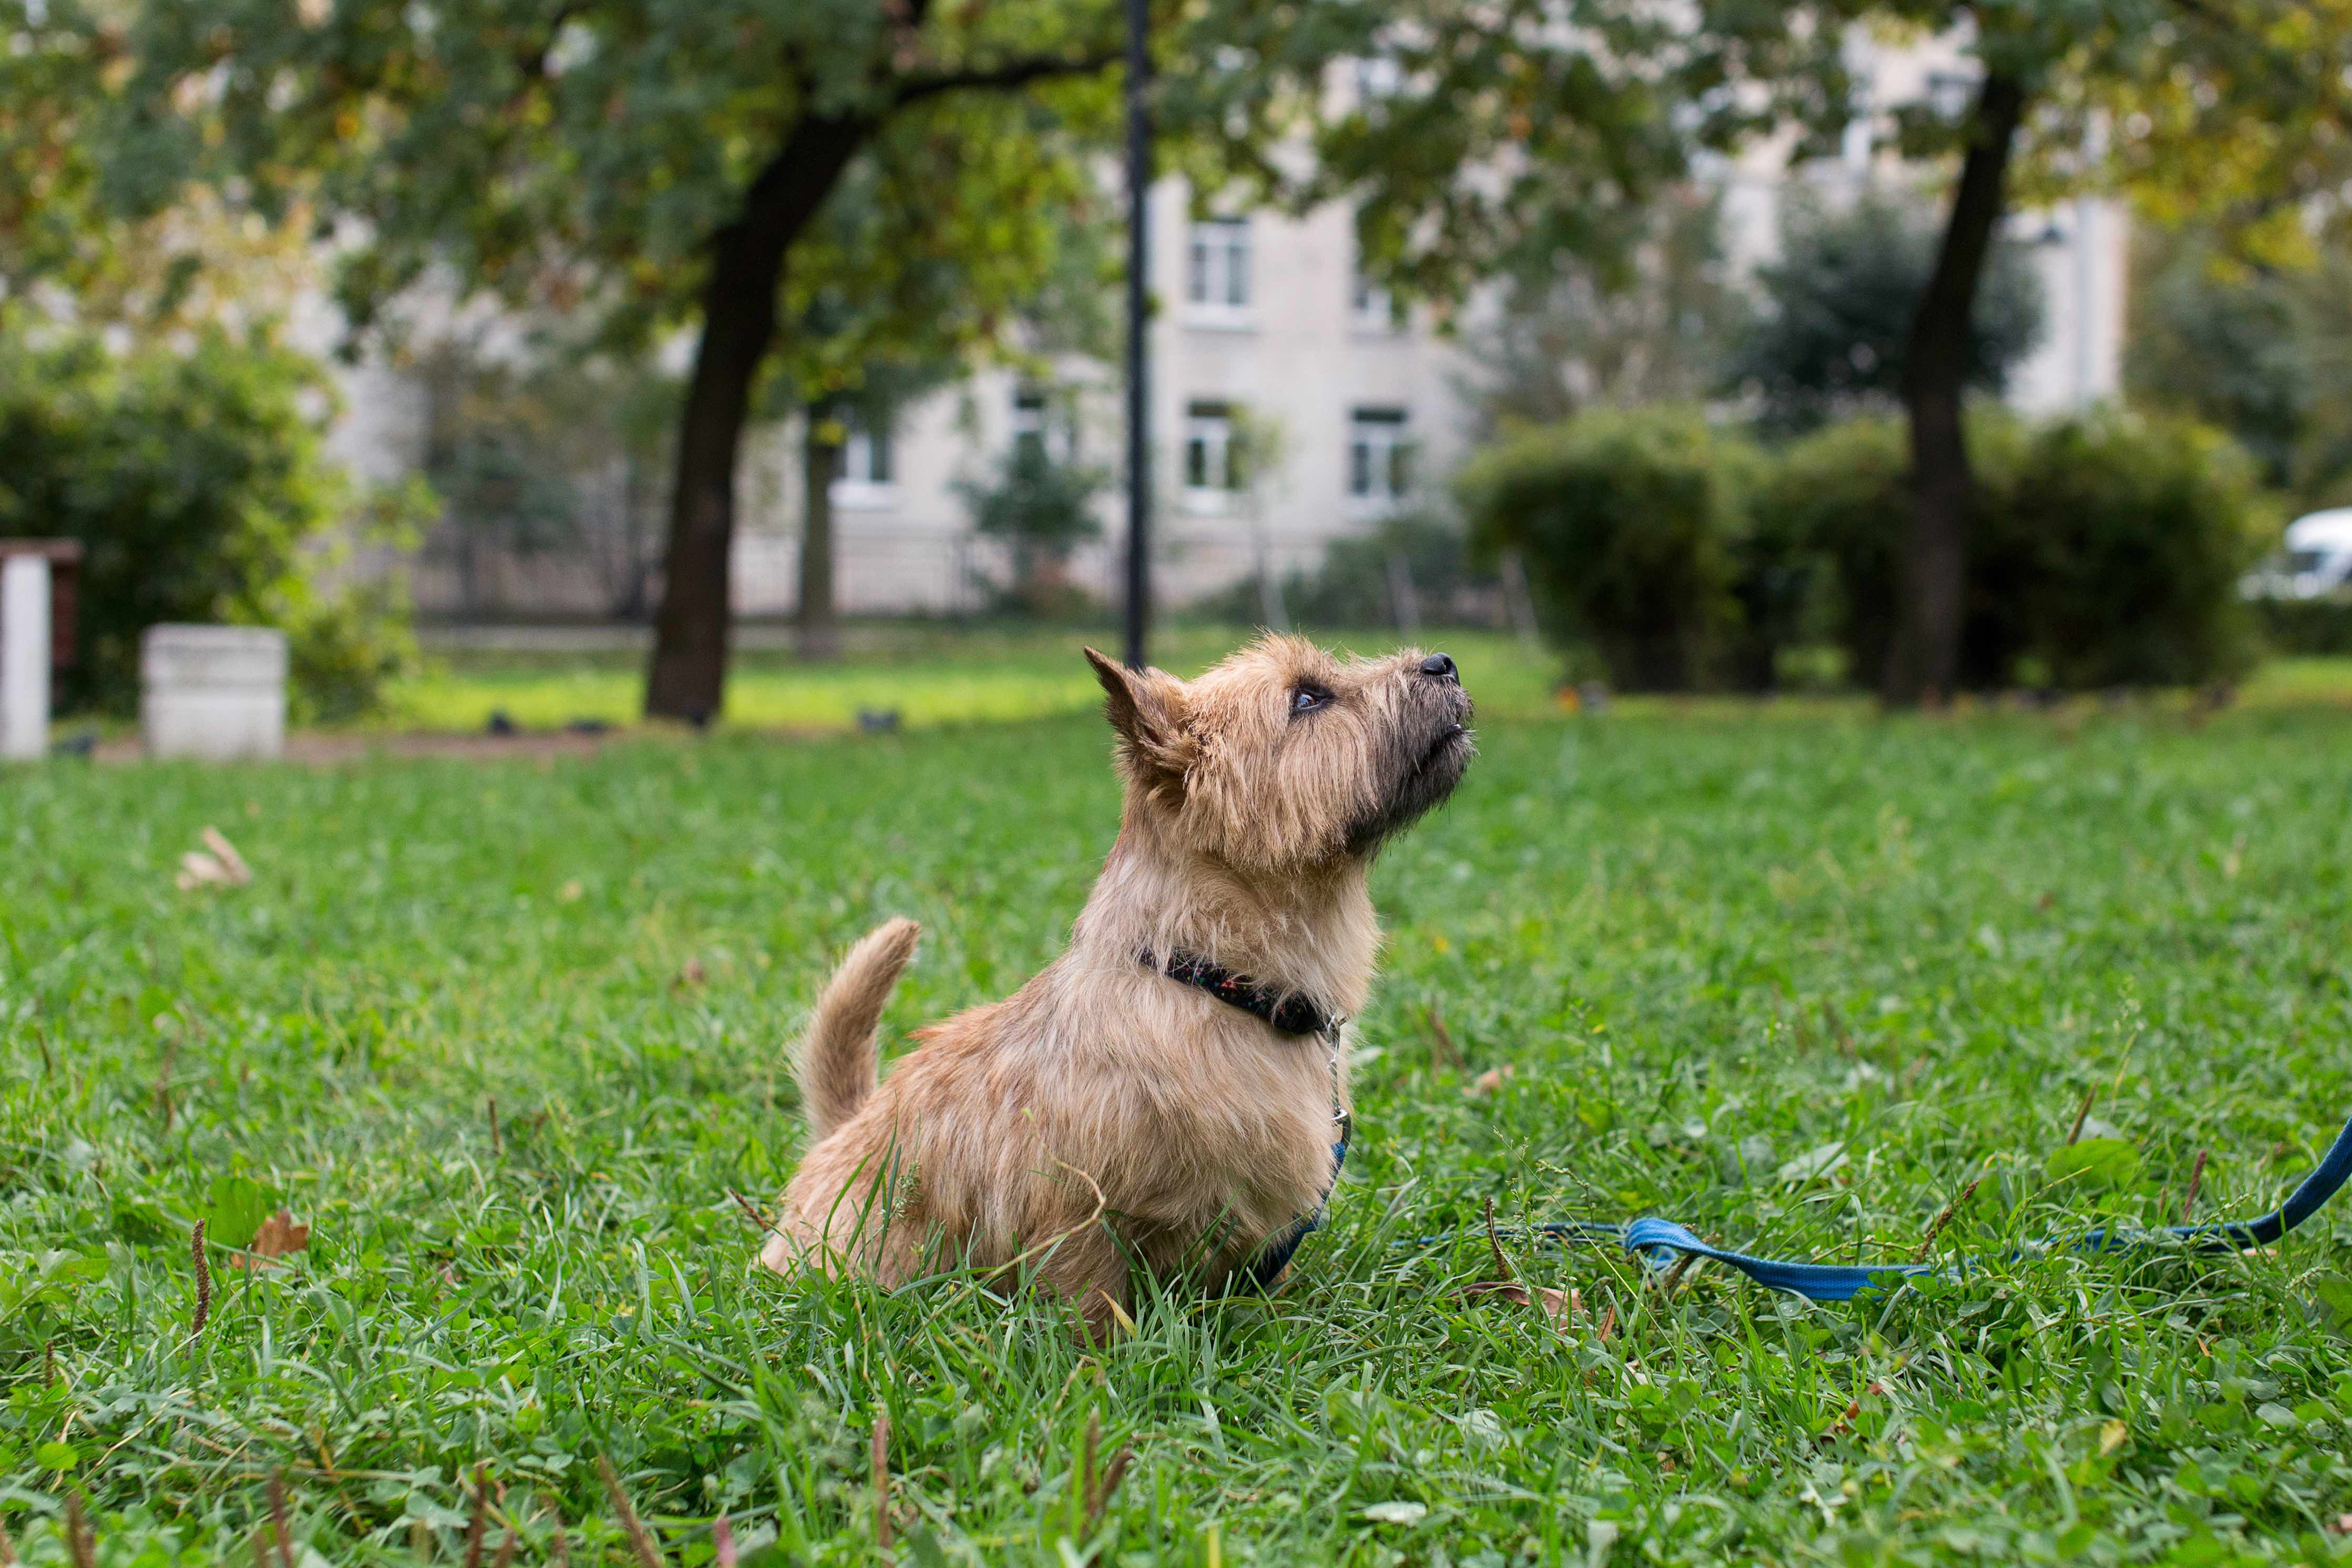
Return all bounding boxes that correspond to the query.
[1419,652,1458,683]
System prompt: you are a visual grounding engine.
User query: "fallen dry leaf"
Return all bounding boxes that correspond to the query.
[202,827,249,878]
[1463,1278,1576,1329]
[175,826,253,891]
[1462,1063,1517,1098]
[677,958,707,987]
[241,1209,311,1270]
[1817,1381,1886,1444]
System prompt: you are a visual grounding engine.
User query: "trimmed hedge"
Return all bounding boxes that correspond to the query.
[1470,404,2275,693]
[2257,596,2352,656]
[1460,408,1765,690]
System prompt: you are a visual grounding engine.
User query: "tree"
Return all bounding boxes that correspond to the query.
[764,143,1094,658]
[2125,226,2352,505]
[1684,0,2352,704]
[409,334,680,619]
[1246,0,2347,702]
[1458,185,1754,433]
[1728,190,2044,435]
[118,0,1132,720]
[958,440,1109,614]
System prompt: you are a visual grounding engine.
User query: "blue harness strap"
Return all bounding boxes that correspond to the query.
[1499,1109,2352,1302]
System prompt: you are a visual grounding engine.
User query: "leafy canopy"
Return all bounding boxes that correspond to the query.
[115,0,1125,361]
[1728,191,2046,435]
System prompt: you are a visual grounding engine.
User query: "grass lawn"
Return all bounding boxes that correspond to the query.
[384,623,2352,737]
[387,625,1577,733]
[7,651,2352,1564]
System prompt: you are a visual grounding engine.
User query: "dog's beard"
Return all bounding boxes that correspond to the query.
[1344,695,1475,856]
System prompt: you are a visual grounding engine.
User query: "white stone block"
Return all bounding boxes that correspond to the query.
[1,554,48,761]
[141,624,288,761]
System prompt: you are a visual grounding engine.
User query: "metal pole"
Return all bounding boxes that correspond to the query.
[1122,0,1153,671]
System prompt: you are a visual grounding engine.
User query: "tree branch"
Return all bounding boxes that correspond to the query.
[893,50,1120,109]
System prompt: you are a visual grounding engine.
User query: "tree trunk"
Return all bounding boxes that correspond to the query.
[643,115,870,721]
[1883,69,2027,708]
[798,406,842,660]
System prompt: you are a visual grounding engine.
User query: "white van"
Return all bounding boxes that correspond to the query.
[2249,508,2352,599]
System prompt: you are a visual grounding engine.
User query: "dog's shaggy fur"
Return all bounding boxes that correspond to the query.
[760,636,1473,1331]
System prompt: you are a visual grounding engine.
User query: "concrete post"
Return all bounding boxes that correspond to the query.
[1,553,50,761]
[141,624,288,760]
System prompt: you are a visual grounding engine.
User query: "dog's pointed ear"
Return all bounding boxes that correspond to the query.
[1084,647,1194,791]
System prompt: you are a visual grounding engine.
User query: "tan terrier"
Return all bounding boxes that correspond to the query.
[760,635,1474,1332]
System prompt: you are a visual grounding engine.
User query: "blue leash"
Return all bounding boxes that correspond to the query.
[1430,1109,2352,1303]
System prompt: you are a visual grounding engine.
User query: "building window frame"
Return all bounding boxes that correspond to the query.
[1346,405,1412,514]
[1185,218,1254,329]
[1183,400,1238,513]
[1011,384,1077,464]
[829,413,897,511]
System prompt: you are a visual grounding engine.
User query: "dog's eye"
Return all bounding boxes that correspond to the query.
[1290,685,1332,715]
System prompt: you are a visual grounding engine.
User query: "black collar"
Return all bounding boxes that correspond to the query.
[1141,948,1340,1038]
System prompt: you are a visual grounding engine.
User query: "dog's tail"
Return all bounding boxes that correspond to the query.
[794,917,920,1141]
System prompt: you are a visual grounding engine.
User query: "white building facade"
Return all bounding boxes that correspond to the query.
[720,185,1480,620]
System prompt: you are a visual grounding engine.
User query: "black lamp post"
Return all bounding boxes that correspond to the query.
[1121,0,1152,671]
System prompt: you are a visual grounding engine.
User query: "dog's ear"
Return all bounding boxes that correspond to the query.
[1083,647,1195,793]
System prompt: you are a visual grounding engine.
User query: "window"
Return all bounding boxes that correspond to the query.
[1012,385,1063,464]
[1186,219,1251,322]
[1184,401,1236,508]
[829,413,894,508]
[1348,407,1411,507]
[1351,268,1398,332]
[1925,69,1976,123]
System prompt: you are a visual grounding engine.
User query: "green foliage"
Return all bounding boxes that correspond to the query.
[2256,597,2352,658]
[1749,414,1916,685]
[0,326,418,717]
[1752,409,2269,691]
[0,0,118,300]
[2000,412,2273,690]
[1460,408,1764,690]
[116,0,1124,360]
[1457,186,1754,431]
[1283,513,1480,631]
[1727,192,2046,434]
[2125,228,2352,506]
[415,337,680,619]
[10,695,2352,1561]
[958,442,1108,616]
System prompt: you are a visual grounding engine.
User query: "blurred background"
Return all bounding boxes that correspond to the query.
[0,0,2346,741]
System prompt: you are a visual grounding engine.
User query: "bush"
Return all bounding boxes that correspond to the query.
[1752,408,2267,691]
[957,442,1107,617]
[2002,412,2272,689]
[2256,596,2352,656]
[1460,408,1764,690]
[1727,192,2045,435]
[1201,511,1479,630]
[1752,410,2034,689]
[0,328,416,716]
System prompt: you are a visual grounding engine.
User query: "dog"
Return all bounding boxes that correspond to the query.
[759,636,1474,1333]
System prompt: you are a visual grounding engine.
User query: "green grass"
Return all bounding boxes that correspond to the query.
[382,623,2352,737]
[7,657,2352,1564]
[388,625,1569,733]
